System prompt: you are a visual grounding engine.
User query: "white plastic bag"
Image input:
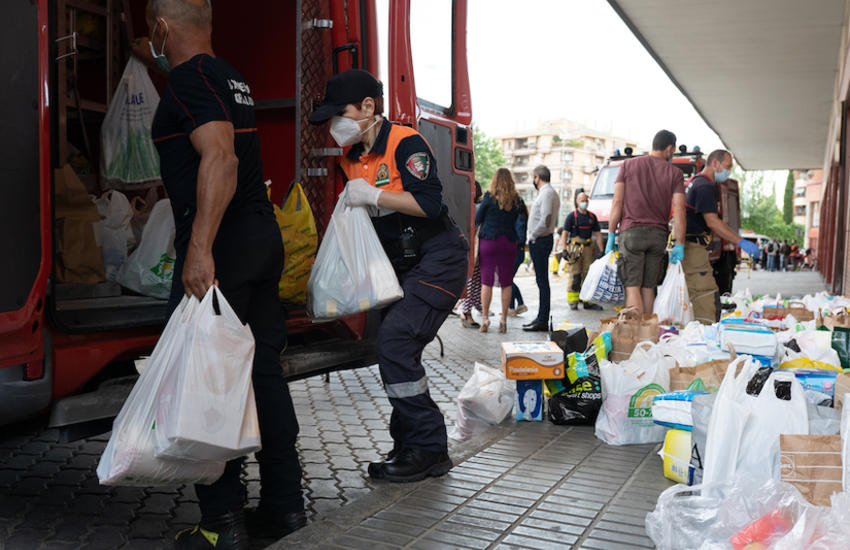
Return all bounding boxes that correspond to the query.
[94,189,135,281]
[307,189,403,320]
[702,356,759,487]
[736,370,808,480]
[117,199,176,299]
[646,477,811,550]
[154,287,261,462]
[653,263,694,326]
[595,342,673,445]
[97,298,225,486]
[101,58,161,187]
[579,251,624,305]
[449,363,514,441]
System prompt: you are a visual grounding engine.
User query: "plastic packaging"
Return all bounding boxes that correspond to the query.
[449,363,514,441]
[579,251,625,305]
[94,189,135,280]
[546,332,610,425]
[275,182,318,304]
[653,263,695,326]
[116,199,176,299]
[154,288,261,462]
[307,189,403,320]
[97,298,225,486]
[100,58,161,187]
[645,477,808,550]
[595,341,673,445]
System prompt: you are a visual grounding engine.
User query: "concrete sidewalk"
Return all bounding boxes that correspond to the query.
[0,268,826,549]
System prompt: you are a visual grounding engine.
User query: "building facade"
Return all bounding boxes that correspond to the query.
[498,120,639,222]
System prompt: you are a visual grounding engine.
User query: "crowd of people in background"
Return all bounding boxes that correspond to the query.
[759,238,815,271]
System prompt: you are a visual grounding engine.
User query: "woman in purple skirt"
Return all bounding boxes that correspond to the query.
[474,168,522,333]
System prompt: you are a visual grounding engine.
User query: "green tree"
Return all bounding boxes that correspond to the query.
[472,124,506,188]
[783,170,794,224]
[734,167,804,241]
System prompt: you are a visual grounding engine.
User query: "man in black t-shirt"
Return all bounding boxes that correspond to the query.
[683,149,760,324]
[144,1,304,547]
[558,192,604,310]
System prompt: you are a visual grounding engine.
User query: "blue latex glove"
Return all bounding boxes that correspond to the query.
[669,243,684,264]
[738,238,761,259]
[605,232,616,254]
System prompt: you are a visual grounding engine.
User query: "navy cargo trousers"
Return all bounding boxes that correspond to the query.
[167,212,303,519]
[379,226,469,453]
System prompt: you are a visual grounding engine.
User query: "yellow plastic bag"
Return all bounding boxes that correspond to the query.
[274,183,318,303]
[779,357,842,373]
[549,254,559,273]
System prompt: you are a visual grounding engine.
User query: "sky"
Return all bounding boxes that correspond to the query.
[376,0,787,195]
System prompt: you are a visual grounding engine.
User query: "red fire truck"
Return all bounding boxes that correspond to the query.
[587,145,741,294]
[0,0,474,435]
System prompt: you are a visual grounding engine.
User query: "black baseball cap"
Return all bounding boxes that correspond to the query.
[308,69,383,125]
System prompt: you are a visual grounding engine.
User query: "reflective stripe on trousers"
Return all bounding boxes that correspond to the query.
[385,376,429,399]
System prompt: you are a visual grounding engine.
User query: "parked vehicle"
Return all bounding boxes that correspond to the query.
[0,0,474,435]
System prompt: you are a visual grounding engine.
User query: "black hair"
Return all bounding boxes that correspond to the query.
[707,149,731,166]
[652,130,677,152]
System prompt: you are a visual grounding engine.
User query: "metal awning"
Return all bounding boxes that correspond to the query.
[608,0,846,169]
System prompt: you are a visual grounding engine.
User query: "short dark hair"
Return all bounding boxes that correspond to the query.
[707,149,731,165]
[351,95,384,116]
[533,165,550,183]
[652,130,677,152]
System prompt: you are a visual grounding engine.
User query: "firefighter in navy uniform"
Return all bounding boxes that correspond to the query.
[683,149,760,323]
[558,192,604,310]
[143,1,305,548]
[310,70,469,481]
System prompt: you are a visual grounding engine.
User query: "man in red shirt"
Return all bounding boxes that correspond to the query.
[606,130,686,314]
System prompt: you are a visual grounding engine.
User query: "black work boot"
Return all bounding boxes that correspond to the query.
[583,302,603,311]
[569,303,579,310]
[367,446,402,479]
[173,510,248,550]
[369,448,452,482]
[245,504,307,540]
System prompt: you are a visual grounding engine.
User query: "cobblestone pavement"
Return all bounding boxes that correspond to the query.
[0,267,826,549]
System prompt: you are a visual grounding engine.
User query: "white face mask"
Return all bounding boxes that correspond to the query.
[329,115,378,147]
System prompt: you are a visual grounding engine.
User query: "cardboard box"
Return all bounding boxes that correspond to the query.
[501,341,564,380]
[516,380,543,421]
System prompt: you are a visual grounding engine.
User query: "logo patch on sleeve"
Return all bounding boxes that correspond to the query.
[405,153,431,180]
[376,163,390,187]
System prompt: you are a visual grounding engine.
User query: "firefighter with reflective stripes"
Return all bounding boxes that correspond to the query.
[310,70,469,482]
[558,193,604,310]
[683,149,760,323]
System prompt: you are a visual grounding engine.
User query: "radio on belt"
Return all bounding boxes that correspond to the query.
[500,341,564,380]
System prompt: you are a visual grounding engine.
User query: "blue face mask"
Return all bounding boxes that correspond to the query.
[578,201,588,210]
[148,19,171,72]
[715,168,731,183]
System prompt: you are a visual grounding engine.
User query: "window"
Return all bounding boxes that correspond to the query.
[514,155,529,167]
[812,202,820,227]
[410,0,453,110]
[565,171,573,182]
[795,205,806,216]
[515,138,527,150]
[590,165,621,198]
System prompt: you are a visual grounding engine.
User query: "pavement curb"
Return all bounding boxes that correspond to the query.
[268,422,517,549]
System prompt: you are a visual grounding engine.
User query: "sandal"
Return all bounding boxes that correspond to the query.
[498,321,507,333]
[460,313,479,329]
[480,319,490,333]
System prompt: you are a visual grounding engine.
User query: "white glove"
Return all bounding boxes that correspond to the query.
[344,178,382,208]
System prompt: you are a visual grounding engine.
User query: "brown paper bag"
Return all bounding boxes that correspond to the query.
[819,308,850,330]
[780,434,842,506]
[834,372,850,412]
[669,366,698,391]
[599,307,659,363]
[54,165,105,283]
[763,301,814,322]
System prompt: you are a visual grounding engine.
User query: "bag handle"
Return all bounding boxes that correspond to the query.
[618,306,642,321]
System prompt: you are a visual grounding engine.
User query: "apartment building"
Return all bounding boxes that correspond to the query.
[498,120,639,220]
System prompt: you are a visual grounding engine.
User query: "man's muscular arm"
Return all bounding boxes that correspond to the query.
[182,120,238,298]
